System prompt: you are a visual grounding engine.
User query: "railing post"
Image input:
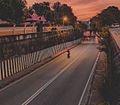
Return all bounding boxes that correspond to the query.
[24,24,26,34]
[13,24,16,35]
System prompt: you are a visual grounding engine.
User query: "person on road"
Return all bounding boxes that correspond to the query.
[67,49,70,58]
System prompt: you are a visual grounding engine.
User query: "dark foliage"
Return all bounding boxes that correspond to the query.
[0,0,27,23]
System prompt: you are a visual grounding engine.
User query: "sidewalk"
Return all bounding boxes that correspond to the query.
[89,52,108,105]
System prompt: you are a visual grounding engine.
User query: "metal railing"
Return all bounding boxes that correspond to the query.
[0,30,82,80]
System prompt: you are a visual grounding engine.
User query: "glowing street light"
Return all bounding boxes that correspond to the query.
[63,16,68,26]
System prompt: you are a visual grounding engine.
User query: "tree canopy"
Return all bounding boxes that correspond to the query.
[0,1,77,25]
[32,2,54,22]
[90,6,120,31]
[0,0,27,23]
[32,2,77,26]
[53,2,77,25]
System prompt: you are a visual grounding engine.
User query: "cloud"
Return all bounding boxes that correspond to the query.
[70,0,99,5]
[27,0,120,20]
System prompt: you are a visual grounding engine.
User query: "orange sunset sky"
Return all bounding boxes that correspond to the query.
[27,0,120,21]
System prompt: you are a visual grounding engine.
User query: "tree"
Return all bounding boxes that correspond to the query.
[31,1,77,26]
[60,4,77,25]
[0,0,27,23]
[53,3,77,25]
[90,15,104,32]
[53,2,61,24]
[90,6,120,31]
[79,21,88,32]
[99,6,120,26]
[32,2,54,22]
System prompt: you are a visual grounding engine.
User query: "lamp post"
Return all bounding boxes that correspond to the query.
[63,16,68,26]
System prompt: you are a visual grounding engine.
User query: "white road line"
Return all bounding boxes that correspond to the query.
[21,51,83,105]
[0,45,82,92]
[78,52,100,105]
[0,53,62,92]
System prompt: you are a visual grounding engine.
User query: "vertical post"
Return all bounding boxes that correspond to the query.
[13,24,16,35]
[24,23,26,34]
[10,58,14,75]
[63,20,64,26]
[0,62,3,80]
[32,23,35,33]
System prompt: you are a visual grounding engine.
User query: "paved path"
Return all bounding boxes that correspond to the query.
[0,41,98,105]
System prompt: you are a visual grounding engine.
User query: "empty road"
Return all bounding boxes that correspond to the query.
[0,40,99,105]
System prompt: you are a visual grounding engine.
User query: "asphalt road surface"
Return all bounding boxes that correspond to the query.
[0,40,99,105]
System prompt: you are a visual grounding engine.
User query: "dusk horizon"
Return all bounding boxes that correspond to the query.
[27,0,120,21]
[0,0,120,105]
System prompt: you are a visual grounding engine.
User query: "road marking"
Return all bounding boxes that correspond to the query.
[0,45,84,92]
[78,52,100,105]
[0,52,64,92]
[21,50,84,105]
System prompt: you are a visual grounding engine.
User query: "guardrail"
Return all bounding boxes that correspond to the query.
[109,28,120,71]
[101,28,120,105]
[0,30,82,80]
[0,39,81,80]
[0,27,36,36]
[109,28,120,50]
[0,25,74,36]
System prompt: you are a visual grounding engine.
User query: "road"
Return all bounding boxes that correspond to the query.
[0,40,99,105]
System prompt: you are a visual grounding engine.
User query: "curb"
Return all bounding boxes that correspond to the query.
[0,42,81,90]
[78,52,100,105]
[87,52,107,105]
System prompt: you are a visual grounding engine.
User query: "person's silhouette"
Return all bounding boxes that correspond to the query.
[67,49,70,58]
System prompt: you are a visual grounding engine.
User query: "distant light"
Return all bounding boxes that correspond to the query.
[63,16,68,21]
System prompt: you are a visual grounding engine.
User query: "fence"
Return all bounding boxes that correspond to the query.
[0,30,82,80]
[108,29,120,73]
[0,26,36,36]
[100,28,120,105]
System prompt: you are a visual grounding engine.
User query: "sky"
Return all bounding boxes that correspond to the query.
[27,0,120,21]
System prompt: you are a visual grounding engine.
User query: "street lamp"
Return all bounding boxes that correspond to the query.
[63,16,68,26]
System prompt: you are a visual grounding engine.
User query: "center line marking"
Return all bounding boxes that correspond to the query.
[22,46,89,105]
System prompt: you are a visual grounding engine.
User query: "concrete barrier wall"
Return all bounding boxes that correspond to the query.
[109,28,120,71]
[0,38,81,80]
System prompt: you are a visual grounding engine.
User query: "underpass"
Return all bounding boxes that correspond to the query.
[0,40,99,105]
